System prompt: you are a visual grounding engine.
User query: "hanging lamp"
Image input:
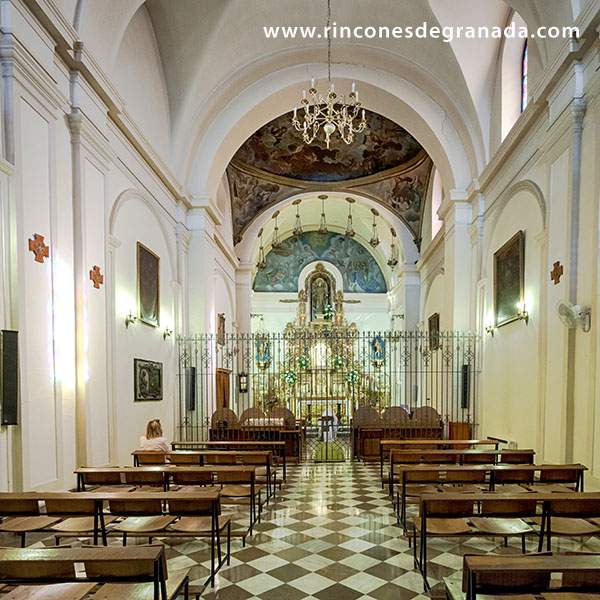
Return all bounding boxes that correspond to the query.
[292,198,303,237]
[369,208,380,247]
[344,197,356,238]
[318,195,329,234]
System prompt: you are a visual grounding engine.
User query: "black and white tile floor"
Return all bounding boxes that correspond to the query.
[7,462,600,599]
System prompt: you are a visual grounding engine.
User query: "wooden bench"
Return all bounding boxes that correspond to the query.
[415,491,600,592]
[459,553,600,600]
[386,448,536,494]
[0,546,188,600]
[170,441,288,480]
[75,466,260,539]
[131,450,280,497]
[380,439,505,481]
[395,463,586,531]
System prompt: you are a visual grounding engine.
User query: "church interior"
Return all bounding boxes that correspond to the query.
[1,0,600,598]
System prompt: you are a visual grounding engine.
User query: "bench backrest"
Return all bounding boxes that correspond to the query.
[0,498,41,516]
[135,452,167,465]
[123,470,165,486]
[108,498,164,516]
[493,468,535,484]
[45,497,96,516]
[81,471,123,485]
[499,450,535,464]
[170,470,213,486]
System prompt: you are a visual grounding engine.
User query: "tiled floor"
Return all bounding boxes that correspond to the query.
[6,462,600,599]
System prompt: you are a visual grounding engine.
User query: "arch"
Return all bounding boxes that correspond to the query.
[484,179,546,258]
[181,50,482,201]
[236,190,419,270]
[108,188,176,277]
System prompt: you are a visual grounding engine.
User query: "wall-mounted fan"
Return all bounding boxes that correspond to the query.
[557,301,592,332]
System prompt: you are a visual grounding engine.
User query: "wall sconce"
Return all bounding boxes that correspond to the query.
[163,328,173,340]
[238,372,248,394]
[485,325,495,337]
[125,311,137,328]
[517,305,529,325]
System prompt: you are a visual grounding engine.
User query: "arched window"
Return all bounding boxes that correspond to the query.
[521,41,528,112]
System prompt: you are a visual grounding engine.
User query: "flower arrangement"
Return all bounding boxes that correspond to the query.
[333,355,345,369]
[346,369,359,385]
[298,355,310,370]
[323,303,335,320]
[283,370,297,385]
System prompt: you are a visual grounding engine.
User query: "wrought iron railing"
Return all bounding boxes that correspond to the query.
[176,331,480,460]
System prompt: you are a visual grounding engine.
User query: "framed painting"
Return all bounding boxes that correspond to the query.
[134,358,163,402]
[428,313,440,350]
[494,230,525,327]
[137,242,160,327]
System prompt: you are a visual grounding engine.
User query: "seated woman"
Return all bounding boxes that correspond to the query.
[138,419,170,452]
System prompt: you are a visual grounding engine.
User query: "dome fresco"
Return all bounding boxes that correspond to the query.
[253,231,387,293]
[232,109,424,183]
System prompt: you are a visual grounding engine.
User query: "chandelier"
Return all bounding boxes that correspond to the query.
[292,198,303,237]
[344,197,355,238]
[271,210,281,248]
[318,195,329,234]
[369,208,380,247]
[388,227,399,269]
[257,228,266,270]
[291,0,367,148]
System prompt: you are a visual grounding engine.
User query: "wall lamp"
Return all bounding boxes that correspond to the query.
[516,306,529,325]
[485,325,495,337]
[125,311,137,328]
[163,328,173,340]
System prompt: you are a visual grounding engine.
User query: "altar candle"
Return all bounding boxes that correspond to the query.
[311,77,315,89]
[302,89,306,99]
[351,81,356,92]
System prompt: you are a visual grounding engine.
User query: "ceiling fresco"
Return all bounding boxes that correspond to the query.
[232,109,423,183]
[253,231,387,294]
[227,109,433,247]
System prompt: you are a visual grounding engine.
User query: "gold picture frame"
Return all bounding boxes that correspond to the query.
[494,230,525,327]
[137,242,160,327]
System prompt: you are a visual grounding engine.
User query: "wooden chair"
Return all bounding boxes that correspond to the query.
[170,469,214,490]
[492,467,535,492]
[168,496,231,587]
[203,454,238,466]
[108,498,176,545]
[237,452,278,500]
[168,453,202,465]
[78,470,135,493]
[536,464,583,492]
[470,497,538,552]
[538,497,600,551]
[45,497,117,546]
[413,497,474,589]
[462,452,496,465]
[135,452,168,465]
[499,449,535,464]
[214,468,261,536]
[0,497,60,547]
[443,469,489,493]
[123,470,168,491]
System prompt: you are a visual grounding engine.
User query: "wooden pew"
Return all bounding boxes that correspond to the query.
[386,448,536,494]
[394,463,586,529]
[74,466,260,539]
[415,491,600,591]
[0,545,188,600]
[461,553,600,600]
[170,441,288,480]
[379,438,505,481]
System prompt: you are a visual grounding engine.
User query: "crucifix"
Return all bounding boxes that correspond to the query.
[89,265,104,289]
[550,261,564,285]
[28,233,49,263]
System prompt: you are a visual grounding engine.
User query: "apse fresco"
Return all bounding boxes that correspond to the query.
[253,231,387,293]
[233,109,423,183]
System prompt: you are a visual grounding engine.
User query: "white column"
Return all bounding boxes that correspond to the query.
[389,265,420,330]
[235,261,253,334]
[187,207,217,334]
[440,191,472,330]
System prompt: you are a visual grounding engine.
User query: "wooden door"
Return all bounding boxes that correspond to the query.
[216,368,231,410]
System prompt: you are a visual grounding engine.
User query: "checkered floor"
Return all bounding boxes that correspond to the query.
[5,462,600,599]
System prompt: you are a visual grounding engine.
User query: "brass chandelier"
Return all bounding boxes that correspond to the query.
[291,0,367,148]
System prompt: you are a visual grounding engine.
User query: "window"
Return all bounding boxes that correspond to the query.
[520,41,528,112]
